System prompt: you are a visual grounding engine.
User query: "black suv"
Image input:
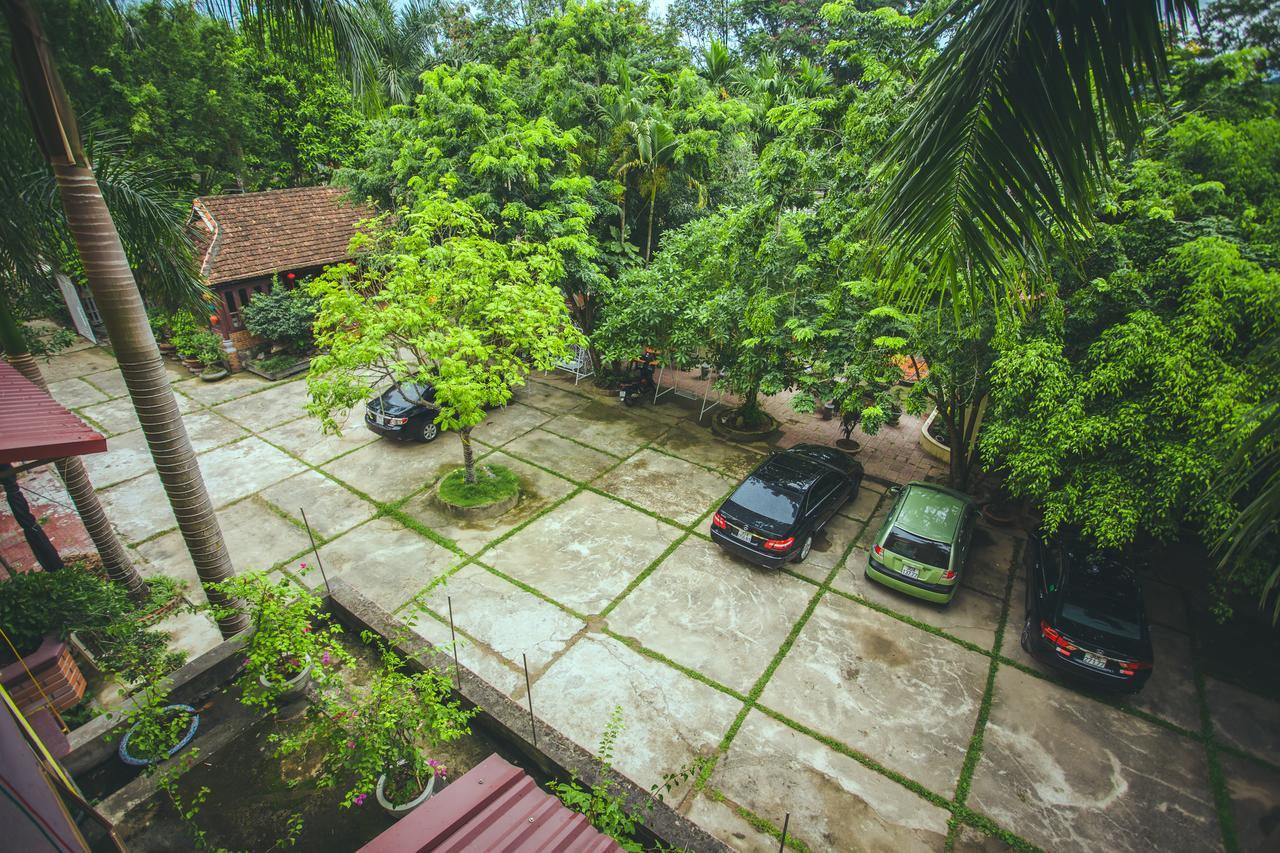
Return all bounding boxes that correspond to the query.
[365,383,441,442]
[711,444,863,569]
[1021,536,1154,693]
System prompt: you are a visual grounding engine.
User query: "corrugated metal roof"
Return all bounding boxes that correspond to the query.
[358,753,625,853]
[0,361,106,464]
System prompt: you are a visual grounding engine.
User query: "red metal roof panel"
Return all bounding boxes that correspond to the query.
[0,361,107,464]
[358,753,625,853]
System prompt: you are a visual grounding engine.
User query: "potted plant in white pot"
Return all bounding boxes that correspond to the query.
[277,636,475,817]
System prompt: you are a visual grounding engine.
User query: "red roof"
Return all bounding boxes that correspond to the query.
[358,754,625,853]
[0,362,106,463]
[191,186,372,285]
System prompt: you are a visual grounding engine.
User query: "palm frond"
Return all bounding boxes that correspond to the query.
[874,0,1198,307]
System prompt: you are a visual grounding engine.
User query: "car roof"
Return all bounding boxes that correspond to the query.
[751,451,829,493]
[894,483,969,542]
[1059,541,1144,613]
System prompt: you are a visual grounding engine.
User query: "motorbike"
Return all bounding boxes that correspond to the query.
[618,349,658,406]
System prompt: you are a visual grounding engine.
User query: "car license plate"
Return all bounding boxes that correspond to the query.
[1082,652,1107,669]
[898,565,919,580]
[733,528,753,543]
[618,390,626,401]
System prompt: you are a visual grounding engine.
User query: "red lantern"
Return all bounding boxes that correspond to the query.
[209,314,220,327]
[286,272,296,280]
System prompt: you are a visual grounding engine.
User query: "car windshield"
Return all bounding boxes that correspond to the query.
[1060,601,1143,641]
[386,383,431,406]
[884,528,951,570]
[728,478,800,523]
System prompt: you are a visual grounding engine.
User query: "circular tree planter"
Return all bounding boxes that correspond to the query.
[981,501,1017,526]
[711,409,779,443]
[118,704,199,767]
[376,766,436,819]
[835,438,862,457]
[432,465,520,519]
[199,367,228,382]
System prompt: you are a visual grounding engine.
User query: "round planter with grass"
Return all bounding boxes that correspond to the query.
[710,408,778,443]
[200,367,228,382]
[433,464,520,519]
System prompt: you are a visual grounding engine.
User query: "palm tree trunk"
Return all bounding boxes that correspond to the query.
[460,427,476,485]
[645,183,657,262]
[4,0,247,636]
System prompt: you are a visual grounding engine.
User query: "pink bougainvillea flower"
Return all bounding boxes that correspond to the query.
[346,740,356,749]
[354,793,367,807]
[322,651,331,665]
[300,562,308,570]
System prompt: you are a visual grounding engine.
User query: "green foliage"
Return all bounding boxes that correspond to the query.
[0,567,182,682]
[437,464,520,507]
[306,188,586,482]
[207,571,352,712]
[275,633,476,808]
[241,280,319,353]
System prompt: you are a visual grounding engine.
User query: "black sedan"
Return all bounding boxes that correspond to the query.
[1021,535,1154,693]
[365,382,441,442]
[710,444,864,569]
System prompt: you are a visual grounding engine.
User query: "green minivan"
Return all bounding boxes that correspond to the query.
[866,482,977,605]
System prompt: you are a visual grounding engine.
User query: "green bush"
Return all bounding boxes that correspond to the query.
[242,281,317,353]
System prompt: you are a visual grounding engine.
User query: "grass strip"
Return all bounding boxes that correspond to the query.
[599,531,691,618]
[1191,623,1241,853]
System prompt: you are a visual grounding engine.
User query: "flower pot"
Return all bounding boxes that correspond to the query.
[376,765,436,818]
[258,656,312,697]
[981,501,1017,526]
[835,438,861,457]
[199,367,229,382]
[118,704,199,766]
[181,357,202,373]
[820,402,835,421]
[885,405,903,426]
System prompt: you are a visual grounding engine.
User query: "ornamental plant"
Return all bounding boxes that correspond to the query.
[276,632,475,808]
[242,279,318,354]
[115,661,194,768]
[208,567,351,711]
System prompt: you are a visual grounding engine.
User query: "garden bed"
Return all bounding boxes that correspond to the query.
[244,354,310,381]
[919,409,951,464]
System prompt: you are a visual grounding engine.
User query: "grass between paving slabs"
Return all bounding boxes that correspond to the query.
[1190,614,1241,852]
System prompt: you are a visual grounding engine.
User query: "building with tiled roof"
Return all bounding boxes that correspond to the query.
[190,186,371,369]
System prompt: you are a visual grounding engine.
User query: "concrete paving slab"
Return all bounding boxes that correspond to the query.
[153,609,224,662]
[659,423,764,479]
[399,452,575,555]
[212,377,310,431]
[259,412,377,466]
[470,403,553,448]
[608,537,814,693]
[962,526,1020,601]
[502,428,617,482]
[592,449,734,526]
[953,825,1016,852]
[841,485,883,521]
[512,379,592,414]
[195,437,307,508]
[482,490,683,615]
[308,518,458,613]
[1207,677,1280,767]
[83,428,157,487]
[1144,579,1189,634]
[407,609,524,698]
[712,710,951,852]
[831,559,1005,650]
[784,513,869,585]
[96,472,174,542]
[1120,624,1200,731]
[174,371,273,405]
[38,346,119,382]
[321,434,471,503]
[682,794,776,852]
[1222,752,1280,853]
[855,503,892,549]
[49,376,108,409]
[531,633,742,791]
[76,396,142,436]
[135,497,314,604]
[759,593,988,796]
[414,563,585,676]
[543,401,669,457]
[970,666,1221,852]
[81,368,129,399]
[259,470,377,541]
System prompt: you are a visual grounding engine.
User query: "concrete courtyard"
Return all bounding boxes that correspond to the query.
[22,343,1280,851]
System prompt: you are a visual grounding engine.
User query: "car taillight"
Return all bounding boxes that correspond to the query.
[762,537,794,552]
[390,417,408,425]
[873,544,883,556]
[711,512,727,529]
[1040,620,1077,655]
[942,568,956,580]
[1118,660,1152,677]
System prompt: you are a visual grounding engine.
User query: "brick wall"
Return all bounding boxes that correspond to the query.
[1,640,87,715]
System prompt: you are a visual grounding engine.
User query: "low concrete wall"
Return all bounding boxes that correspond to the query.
[919,409,951,464]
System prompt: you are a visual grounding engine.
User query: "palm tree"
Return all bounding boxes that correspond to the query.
[368,0,448,106]
[1,0,375,637]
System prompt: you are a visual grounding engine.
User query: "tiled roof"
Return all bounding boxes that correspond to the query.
[191,186,372,285]
[0,361,106,464]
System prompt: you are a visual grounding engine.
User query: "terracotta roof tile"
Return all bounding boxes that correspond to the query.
[191,186,372,285]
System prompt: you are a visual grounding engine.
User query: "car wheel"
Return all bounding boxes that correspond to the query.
[416,420,440,443]
[796,535,813,563]
[1020,616,1033,654]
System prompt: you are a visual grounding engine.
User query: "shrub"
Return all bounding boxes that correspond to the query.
[242,281,317,353]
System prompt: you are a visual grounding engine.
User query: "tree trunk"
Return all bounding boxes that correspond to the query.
[459,427,476,485]
[4,0,247,636]
[645,183,657,262]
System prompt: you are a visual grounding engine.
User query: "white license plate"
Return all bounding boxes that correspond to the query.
[898,565,919,580]
[1082,652,1108,669]
[618,391,626,400]
[733,528,753,543]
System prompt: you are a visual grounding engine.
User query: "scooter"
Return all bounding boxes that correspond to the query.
[618,349,658,406]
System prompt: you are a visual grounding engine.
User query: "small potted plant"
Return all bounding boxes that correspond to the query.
[208,568,349,711]
[117,664,199,768]
[278,634,475,817]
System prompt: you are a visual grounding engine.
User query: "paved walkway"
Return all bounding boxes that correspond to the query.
[11,347,1279,852]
